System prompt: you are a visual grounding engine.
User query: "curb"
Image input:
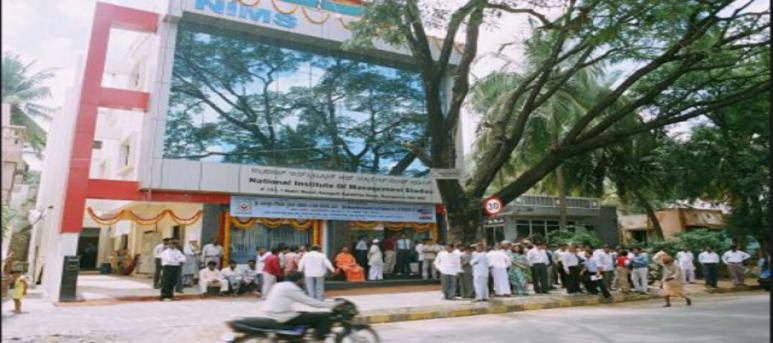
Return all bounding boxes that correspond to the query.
[354,285,762,325]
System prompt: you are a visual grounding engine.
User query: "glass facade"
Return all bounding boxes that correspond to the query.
[164,23,429,176]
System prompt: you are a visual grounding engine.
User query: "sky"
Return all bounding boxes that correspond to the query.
[2,0,767,171]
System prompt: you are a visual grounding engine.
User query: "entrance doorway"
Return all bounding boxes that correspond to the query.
[78,227,101,270]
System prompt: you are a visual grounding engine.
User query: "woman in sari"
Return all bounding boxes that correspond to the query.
[335,246,365,282]
[509,245,530,296]
[662,256,692,307]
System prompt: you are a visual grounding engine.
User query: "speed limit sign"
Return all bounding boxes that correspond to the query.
[484,196,504,216]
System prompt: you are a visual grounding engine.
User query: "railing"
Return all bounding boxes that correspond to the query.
[508,194,600,209]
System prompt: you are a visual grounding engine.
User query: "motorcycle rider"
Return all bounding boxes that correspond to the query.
[224,271,335,342]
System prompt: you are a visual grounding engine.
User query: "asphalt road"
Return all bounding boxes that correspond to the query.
[2,292,767,342]
[374,293,770,343]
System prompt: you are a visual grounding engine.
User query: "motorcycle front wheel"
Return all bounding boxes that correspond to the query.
[335,326,380,343]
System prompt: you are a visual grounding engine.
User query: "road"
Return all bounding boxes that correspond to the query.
[1,292,768,342]
[375,293,770,343]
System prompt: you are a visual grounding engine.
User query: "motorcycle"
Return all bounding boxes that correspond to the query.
[223,298,380,343]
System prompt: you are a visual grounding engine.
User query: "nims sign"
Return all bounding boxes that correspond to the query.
[196,0,299,29]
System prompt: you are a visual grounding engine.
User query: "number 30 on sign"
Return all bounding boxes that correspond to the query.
[484,196,504,216]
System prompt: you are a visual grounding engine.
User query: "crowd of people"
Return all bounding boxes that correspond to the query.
[151,234,761,307]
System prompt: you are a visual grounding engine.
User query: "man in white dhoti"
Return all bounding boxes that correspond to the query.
[488,242,512,297]
[198,261,227,296]
[471,244,490,302]
[676,248,696,284]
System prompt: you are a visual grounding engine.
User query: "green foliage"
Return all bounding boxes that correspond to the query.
[630,229,733,257]
[1,52,55,153]
[546,228,604,248]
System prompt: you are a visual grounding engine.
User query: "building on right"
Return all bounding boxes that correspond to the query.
[619,207,726,245]
[486,194,619,247]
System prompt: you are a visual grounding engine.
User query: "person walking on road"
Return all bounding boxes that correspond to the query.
[661,256,692,307]
[631,247,650,294]
[435,243,462,300]
[722,245,751,286]
[699,247,720,289]
[471,244,490,302]
[298,245,335,300]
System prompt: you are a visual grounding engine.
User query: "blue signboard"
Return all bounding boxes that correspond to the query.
[231,196,437,223]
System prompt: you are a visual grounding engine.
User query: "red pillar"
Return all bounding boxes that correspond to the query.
[59,3,158,233]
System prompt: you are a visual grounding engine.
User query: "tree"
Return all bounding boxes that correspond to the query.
[0,53,55,154]
[346,0,770,242]
[661,90,769,250]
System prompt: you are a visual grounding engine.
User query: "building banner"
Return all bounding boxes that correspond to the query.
[230,196,437,223]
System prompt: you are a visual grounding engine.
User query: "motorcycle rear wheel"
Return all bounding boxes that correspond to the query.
[335,327,380,343]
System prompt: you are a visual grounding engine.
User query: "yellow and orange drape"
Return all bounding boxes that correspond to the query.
[86,207,202,226]
[222,211,322,265]
[348,221,438,242]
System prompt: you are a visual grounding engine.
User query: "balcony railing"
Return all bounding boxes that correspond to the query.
[508,194,600,210]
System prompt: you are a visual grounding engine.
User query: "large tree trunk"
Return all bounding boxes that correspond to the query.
[632,188,663,239]
[556,165,568,230]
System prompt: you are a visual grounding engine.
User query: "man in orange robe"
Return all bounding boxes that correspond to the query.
[335,247,365,282]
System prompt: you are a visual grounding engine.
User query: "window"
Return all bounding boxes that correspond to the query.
[164,23,428,176]
[120,141,131,167]
[516,220,530,238]
[172,225,184,241]
[546,220,560,233]
[92,140,103,149]
[486,227,505,245]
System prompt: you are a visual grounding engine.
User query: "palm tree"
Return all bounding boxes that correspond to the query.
[1,52,55,153]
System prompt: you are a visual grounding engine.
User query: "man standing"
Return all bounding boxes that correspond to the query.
[554,244,568,289]
[202,238,224,269]
[676,247,696,284]
[435,243,462,300]
[459,245,475,299]
[414,239,425,277]
[262,247,283,299]
[722,245,751,286]
[488,242,512,297]
[421,239,441,280]
[298,245,335,300]
[153,238,169,289]
[561,244,581,295]
[395,234,413,275]
[527,242,550,294]
[470,244,490,302]
[283,246,299,274]
[354,236,370,275]
[582,247,611,299]
[159,241,186,301]
[698,247,720,289]
[593,246,615,291]
[256,247,267,294]
[631,247,650,293]
[383,235,398,275]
